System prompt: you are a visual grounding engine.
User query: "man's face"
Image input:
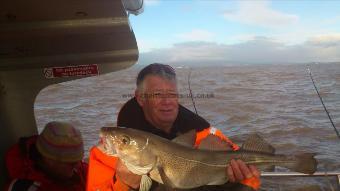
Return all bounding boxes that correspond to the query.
[136,75,179,131]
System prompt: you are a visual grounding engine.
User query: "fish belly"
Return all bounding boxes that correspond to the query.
[149,151,228,189]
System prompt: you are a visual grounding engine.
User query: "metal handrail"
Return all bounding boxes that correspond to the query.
[262,171,340,185]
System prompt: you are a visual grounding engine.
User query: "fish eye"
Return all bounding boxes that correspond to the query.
[121,135,130,145]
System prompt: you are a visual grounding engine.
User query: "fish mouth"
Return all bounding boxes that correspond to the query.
[98,132,117,156]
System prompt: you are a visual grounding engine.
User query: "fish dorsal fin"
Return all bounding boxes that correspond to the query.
[197,134,232,151]
[242,133,275,154]
[172,129,196,148]
[172,129,233,151]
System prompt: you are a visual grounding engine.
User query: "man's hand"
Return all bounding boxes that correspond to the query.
[116,159,142,189]
[226,159,260,182]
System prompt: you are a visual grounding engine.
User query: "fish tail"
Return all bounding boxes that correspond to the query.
[283,153,317,174]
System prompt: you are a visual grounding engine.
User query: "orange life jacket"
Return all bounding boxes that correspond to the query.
[86,127,260,191]
[85,146,130,191]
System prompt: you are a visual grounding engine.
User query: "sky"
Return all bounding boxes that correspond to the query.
[129,0,340,66]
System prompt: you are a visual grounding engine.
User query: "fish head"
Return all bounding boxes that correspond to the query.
[99,126,156,172]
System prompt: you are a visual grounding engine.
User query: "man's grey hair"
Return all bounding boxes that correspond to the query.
[136,63,177,91]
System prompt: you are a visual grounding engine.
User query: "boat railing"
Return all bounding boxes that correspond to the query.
[262,171,340,187]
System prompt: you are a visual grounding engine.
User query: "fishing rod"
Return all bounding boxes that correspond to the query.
[307,66,340,139]
[188,69,198,115]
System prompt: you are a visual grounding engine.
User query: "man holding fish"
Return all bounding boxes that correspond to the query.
[87,63,316,191]
[87,63,261,190]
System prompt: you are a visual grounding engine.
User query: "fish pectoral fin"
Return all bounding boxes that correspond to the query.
[241,133,275,154]
[139,175,152,191]
[157,164,176,188]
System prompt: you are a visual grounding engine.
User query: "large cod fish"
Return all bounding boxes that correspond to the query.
[98,127,317,191]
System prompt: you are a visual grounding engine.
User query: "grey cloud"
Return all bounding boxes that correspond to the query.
[306,39,340,48]
[138,37,340,66]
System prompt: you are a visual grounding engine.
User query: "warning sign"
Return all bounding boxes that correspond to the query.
[44,64,99,78]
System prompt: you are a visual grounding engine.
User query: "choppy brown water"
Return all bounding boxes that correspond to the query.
[35,63,340,191]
